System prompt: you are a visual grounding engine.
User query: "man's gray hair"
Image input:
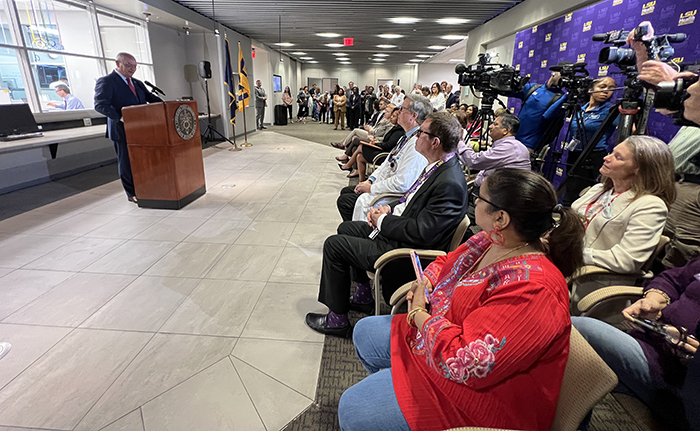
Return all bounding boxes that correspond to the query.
[498,112,520,135]
[404,94,431,124]
[116,52,135,63]
[55,84,70,94]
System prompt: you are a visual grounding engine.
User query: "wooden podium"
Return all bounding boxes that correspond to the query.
[123,101,206,209]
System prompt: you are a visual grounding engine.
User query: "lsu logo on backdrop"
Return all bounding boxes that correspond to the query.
[526,73,532,78]
[613,0,623,5]
[518,41,524,48]
[672,57,684,63]
[560,42,567,51]
[583,21,592,31]
[541,60,548,68]
[565,13,573,22]
[532,25,538,33]
[598,65,610,76]
[577,53,586,63]
[642,1,656,15]
[529,49,535,57]
[516,64,521,70]
[545,33,552,42]
[679,10,696,26]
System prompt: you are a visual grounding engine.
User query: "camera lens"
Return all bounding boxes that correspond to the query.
[654,78,691,111]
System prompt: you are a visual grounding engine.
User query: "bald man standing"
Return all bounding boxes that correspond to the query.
[94,52,162,203]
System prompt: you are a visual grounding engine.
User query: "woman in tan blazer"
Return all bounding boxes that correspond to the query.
[333,89,347,130]
[571,135,676,301]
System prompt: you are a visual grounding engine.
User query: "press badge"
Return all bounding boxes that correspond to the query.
[565,138,580,151]
[390,161,398,172]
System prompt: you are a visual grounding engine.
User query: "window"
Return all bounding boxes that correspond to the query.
[15,0,99,56]
[0,48,29,104]
[97,13,150,64]
[28,49,99,110]
[0,0,18,46]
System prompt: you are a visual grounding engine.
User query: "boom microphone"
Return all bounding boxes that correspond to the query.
[454,63,468,75]
[591,33,608,41]
[144,81,166,96]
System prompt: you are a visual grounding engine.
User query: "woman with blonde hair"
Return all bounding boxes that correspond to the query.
[571,135,676,302]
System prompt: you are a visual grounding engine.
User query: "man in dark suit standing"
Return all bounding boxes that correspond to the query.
[445,84,460,110]
[94,52,162,203]
[306,111,468,337]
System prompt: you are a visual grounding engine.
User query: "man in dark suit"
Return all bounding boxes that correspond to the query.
[94,52,162,203]
[445,84,460,110]
[306,111,468,337]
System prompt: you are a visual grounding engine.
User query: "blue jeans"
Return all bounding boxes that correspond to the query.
[338,315,411,431]
[571,317,655,402]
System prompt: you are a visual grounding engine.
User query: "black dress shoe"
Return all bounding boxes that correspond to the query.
[338,163,353,171]
[305,313,352,338]
[348,300,375,315]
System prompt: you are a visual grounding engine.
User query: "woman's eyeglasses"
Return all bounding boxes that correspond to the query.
[471,190,502,209]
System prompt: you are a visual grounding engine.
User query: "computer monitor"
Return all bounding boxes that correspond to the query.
[0,104,40,136]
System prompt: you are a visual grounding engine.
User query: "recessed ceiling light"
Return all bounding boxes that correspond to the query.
[308,60,318,64]
[340,61,351,65]
[333,53,348,56]
[388,17,420,24]
[317,32,341,38]
[416,54,431,58]
[377,44,396,49]
[409,59,423,62]
[448,58,465,62]
[374,53,389,57]
[274,42,294,47]
[300,57,313,60]
[336,56,350,60]
[441,35,467,40]
[326,43,343,48]
[437,17,469,25]
[428,45,447,50]
[378,34,403,39]
[291,51,306,55]
[372,58,386,62]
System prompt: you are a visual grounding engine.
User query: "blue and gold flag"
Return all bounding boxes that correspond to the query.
[237,42,250,112]
[224,37,237,125]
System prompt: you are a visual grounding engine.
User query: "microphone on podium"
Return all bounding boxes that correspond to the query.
[144,81,166,97]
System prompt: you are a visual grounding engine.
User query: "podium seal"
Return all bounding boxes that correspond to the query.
[174,104,197,140]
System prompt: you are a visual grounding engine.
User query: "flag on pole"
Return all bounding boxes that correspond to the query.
[237,42,250,112]
[224,37,237,126]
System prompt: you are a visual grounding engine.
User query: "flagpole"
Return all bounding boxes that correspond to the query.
[228,72,241,152]
[238,42,252,147]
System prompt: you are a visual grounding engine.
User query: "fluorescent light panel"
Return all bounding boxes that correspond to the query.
[317,32,341,37]
[377,44,396,48]
[428,45,447,50]
[388,17,420,24]
[441,35,467,40]
[378,34,403,39]
[437,17,469,25]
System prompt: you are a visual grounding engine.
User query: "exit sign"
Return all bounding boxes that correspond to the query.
[344,38,354,46]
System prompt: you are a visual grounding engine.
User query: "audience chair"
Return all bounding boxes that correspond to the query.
[370,215,471,315]
[443,327,619,431]
[568,236,670,314]
[533,145,550,173]
[366,152,390,177]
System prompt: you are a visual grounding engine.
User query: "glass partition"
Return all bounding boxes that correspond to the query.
[0,47,29,104]
[28,49,99,110]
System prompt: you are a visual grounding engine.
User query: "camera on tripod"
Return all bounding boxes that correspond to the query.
[553,62,593,104]
[593,24,686,67]
[455,53,530,95]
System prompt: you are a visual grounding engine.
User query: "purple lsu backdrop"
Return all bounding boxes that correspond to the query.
[508,0,699,187]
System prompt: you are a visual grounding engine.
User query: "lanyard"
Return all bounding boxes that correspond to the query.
[583,189,621,229]
[399,153,455,203]
[387,135,409,164]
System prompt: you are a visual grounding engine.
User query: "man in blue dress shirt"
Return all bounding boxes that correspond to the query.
[48,84,84,110]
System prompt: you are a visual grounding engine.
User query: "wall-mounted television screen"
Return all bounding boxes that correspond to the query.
[273,75,282,92]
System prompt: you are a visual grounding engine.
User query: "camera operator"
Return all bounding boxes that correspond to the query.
[627,25,700,268]
[545,76,620,205]
[508,62,567,150]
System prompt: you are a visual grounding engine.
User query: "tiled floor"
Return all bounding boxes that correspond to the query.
[0,131,345,430]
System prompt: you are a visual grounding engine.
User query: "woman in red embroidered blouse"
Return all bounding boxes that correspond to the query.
[338,169,586,431]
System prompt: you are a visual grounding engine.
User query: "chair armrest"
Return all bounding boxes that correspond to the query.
[372,152,390,164]
[389,282,413,306]
[374,248,446,270]
[578,286,643,313]
[369,192,404,207]
[567,265,616,284]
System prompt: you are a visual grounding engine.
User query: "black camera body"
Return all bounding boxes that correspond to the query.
[557,62,594,104]
[594,24,686,67]
[455,54,530,95]
[654,64,700,126]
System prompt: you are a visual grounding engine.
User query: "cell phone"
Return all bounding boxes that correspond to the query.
[628,315,667,337]
[409,250,430,301]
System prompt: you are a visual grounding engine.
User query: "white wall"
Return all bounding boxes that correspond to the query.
[301,64,417,91]
[149,23,191,100]
[463,0,602,104]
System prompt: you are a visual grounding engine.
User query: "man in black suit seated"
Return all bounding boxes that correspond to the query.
[94,52,162,203]
[306,111,468,337]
